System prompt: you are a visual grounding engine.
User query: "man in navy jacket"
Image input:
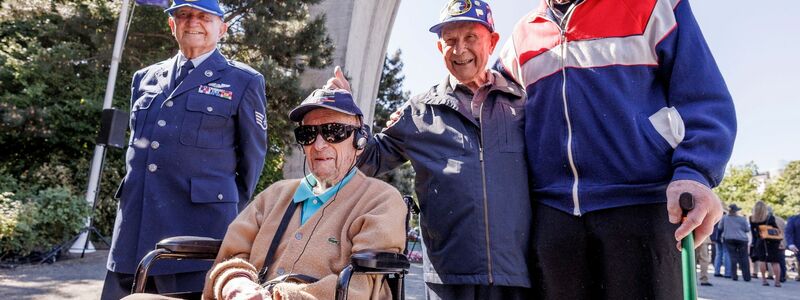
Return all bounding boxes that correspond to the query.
[101,0,267,298]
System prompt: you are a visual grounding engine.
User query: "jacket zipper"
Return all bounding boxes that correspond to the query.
[554,2,582,216]
[478,102,494,284]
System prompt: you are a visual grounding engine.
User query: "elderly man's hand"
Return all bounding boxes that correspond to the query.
[667,180,723,250]
[222,277,269,300]
[323,66,352,92]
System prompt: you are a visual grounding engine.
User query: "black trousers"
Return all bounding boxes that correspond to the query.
[530,203,682,300]
[724,240,751,281]
[425,283,530,300]
[100,270,206,300]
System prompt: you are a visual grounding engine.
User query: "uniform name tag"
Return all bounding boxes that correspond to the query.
[198,85,233,100]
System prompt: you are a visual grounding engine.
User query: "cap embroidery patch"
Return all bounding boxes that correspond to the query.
[309,90,339,104]
[447,0,472,16]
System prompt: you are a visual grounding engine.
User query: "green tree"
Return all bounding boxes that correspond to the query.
[372,50,414,197]
[762,161,800,218]
[0,0,332,254]
[372,49,410,132]
[715,162,760,215]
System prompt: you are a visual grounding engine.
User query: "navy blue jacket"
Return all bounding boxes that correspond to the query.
[786,215,800,249]
[108,50,267,274]
[357,73,532,287]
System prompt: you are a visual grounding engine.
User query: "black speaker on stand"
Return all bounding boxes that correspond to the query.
[41,108,128,263]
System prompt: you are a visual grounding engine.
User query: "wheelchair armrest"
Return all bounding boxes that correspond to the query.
[336,251,409,300]
[132,236,222,294]
[155,236,222,255]
[350,250,410,271]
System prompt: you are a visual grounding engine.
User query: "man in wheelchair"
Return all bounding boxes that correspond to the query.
[129,89,408,299]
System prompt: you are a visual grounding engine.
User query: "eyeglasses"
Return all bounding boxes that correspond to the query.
[294,123,359,146]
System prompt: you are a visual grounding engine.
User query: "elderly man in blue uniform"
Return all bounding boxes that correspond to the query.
[101,0,267,298]
[326,1,531,299]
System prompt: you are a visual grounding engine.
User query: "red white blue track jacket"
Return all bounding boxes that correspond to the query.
[497,0,736,215]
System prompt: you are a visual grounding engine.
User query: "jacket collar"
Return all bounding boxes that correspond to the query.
[422,70,524,107]
[531,0,586,23]
[166,49,230,99]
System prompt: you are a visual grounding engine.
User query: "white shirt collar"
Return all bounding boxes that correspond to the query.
[175,49,216,78]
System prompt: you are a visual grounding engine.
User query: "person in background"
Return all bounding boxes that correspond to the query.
[785,212,800,281]
[712,211,731,278]
[696,236,713,286]
[772,208,787,282]
[750,201,782,287]
[719,204,750,282]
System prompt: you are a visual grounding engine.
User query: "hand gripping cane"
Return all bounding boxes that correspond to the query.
[679,192,697,300]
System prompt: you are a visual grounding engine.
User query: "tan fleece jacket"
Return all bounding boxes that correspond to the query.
[204,171,407,300]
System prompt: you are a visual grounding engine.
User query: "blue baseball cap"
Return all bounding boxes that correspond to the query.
[289,89,364,122]
[165,0,224,17]
[429,0,495,35]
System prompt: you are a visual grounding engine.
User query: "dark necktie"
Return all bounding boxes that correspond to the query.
[174,61,195,87]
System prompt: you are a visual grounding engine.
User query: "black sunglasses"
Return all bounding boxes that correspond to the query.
[294,123,359,146]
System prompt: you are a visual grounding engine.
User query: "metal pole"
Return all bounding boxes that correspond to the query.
[71,0,132,254]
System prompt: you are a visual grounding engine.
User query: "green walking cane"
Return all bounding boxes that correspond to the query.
[680,192,697,300]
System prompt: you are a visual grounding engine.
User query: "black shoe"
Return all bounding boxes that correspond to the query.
[732,278,738,281]
[714,274,723,277]
[767,275,774,280]
[724,276,732,278]
[700,282,713,286]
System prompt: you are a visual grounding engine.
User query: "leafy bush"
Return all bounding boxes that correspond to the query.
[0,186,90,259]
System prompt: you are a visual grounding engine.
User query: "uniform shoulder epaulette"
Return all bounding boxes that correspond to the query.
[226,60,261,76]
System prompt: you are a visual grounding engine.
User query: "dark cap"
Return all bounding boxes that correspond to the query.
[289,89,363,122]
[165,0,224,17]
[729,204,741,213]
[429,0,495,35]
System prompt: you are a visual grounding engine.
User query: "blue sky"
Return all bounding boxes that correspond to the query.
[386,0,800,173]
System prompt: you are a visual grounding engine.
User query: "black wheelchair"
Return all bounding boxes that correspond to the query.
[132,195,420,300]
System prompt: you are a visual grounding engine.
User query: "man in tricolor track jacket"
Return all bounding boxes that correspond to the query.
[497,0,736,298]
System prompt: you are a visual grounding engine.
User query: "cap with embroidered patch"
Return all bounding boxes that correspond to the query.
[165,0,224,17]
[289,89,364,122]
[429,0,495,35]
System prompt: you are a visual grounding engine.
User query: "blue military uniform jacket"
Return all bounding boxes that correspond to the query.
[108,49,267,275]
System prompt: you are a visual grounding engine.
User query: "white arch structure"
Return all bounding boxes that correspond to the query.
[284,0,402,178]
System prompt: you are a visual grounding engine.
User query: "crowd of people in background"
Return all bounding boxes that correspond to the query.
[700,201,800,288]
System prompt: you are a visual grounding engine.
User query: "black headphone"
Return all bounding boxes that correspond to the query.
[353,125,367,150]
